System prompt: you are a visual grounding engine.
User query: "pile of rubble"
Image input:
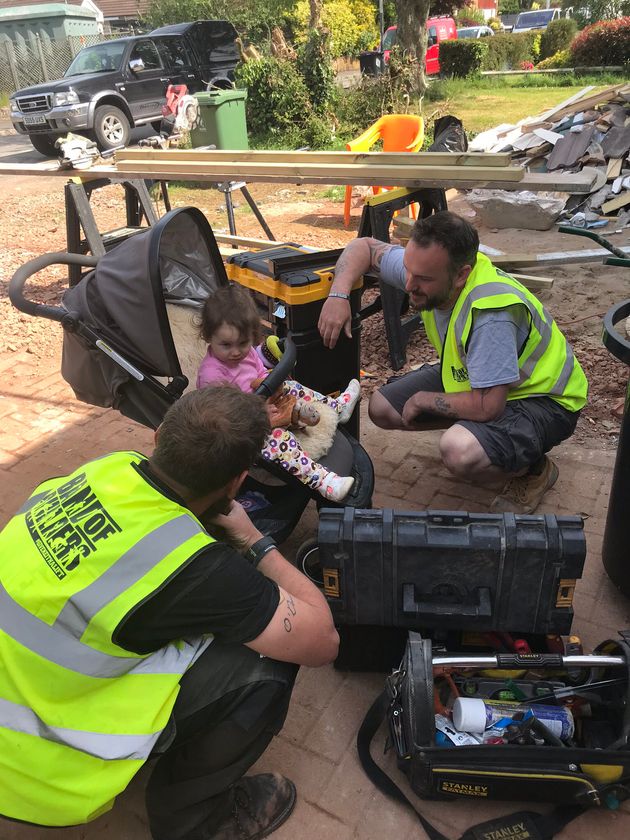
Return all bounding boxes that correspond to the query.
[469,83,630,231]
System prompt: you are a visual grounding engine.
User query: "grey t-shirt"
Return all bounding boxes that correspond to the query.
[380,246,530,389]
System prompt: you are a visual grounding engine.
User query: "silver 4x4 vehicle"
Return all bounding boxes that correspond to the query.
[9,20,239,156]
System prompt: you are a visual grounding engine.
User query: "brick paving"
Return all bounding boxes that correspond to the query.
[1,342,629,840]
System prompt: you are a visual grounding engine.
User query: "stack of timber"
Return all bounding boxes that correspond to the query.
[469,83,630,228]
[112,148,598,193]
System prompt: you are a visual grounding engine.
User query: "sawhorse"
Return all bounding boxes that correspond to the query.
[65,178,159,286]
[216,180,275,241]
[357,186,447,371]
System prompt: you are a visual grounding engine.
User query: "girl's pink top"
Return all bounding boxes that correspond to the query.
[197,346,268,393]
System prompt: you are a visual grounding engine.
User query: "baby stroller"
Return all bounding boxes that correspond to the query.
[9,206,374,543]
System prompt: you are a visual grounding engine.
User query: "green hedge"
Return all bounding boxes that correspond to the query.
[439,40,488,78]
[539,18,578,61]
[481,31,540,71]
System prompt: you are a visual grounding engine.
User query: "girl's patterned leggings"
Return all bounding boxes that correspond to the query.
[260,378,347,487]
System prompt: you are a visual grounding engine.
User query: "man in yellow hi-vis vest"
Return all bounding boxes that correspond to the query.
[319,211,587,514]
[0,385,338,840]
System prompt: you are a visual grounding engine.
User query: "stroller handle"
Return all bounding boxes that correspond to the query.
[9,252,99,322]
[254,335,297,399]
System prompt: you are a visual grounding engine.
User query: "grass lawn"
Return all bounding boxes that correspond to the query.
[423,77,611,135]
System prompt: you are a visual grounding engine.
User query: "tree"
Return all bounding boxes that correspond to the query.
[309,0,323,28]
[394,0,430,98]
[561,0,630,25]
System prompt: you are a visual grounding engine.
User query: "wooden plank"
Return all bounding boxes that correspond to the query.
[214,233,276,249]
[602,191,630,214]
[114,158,525,183]
[493,244,630,269]
[116,148,514,167]
[510,272,554,290]
[607,158,623,180]
[536,84,628,124]
[0,163,598,193]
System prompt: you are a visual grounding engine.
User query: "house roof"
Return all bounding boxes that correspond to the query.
[95,0,150,19]
[0,0,150,17]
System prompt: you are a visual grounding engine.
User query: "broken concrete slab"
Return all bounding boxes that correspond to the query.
[467,189,567,230]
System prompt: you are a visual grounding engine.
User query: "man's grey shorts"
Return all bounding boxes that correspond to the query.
[378,364,580,474]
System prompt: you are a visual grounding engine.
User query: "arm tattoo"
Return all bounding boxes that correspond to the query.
[334,253,350,276]
[368,241,389,272]
[433,395,459,419]
[283,595,297,632]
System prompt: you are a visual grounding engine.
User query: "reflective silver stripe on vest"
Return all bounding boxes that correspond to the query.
[55,514,204,637]
[453,282,571,393]
[17,492,49,515]
[551,341,576,394]
[0,581,207,678]
[0,696,158,761]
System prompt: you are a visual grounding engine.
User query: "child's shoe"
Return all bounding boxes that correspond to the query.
[319,472,355,502]
[338,379,361,424]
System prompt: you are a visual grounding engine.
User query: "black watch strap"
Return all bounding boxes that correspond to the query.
[246,536,277,568]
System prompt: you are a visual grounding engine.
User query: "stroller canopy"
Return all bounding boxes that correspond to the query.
[63,206,228,383]
[61,207,228,420]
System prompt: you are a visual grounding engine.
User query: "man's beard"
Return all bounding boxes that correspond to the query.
[410,282,454,311]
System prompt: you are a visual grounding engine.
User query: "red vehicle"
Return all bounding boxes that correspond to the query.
[382,16,458,75]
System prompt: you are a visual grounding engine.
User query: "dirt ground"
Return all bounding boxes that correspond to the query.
[0,177,628,449]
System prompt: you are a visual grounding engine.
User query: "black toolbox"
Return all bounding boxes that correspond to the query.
[317,508,585,638]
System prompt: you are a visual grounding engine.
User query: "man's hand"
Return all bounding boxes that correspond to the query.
[318,297,352,349]
[208,501,263,554]
[401,393,424,427]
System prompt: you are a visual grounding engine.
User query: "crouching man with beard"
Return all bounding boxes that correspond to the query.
[318,211,587,513]
[0,385,338,840]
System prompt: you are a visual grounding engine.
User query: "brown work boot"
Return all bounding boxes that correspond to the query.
[213,773,296,840]
[490,455,559,515]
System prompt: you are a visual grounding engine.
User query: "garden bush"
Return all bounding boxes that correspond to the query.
[536,48,572,70]
[481,32,539,71]
[539,18,578,60]
[235,56,335,147]
[570,17,630,67]
[456,5,487,26]
[439,40,488,78]
[297,29,337,114]
[290,0,378,58]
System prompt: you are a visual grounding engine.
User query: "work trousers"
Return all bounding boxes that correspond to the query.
[146,641,298,840]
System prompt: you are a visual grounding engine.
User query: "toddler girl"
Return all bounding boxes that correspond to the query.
[196,285,361,502]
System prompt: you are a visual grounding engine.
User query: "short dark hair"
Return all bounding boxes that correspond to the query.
[150,386,270,497]
[199,284,261,345]
[409,211,479,272]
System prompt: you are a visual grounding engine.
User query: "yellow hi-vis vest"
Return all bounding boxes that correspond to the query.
[422,253,587,412]
[0,451,216,826]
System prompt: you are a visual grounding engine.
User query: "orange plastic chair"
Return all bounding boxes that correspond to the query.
[344,114,424,227]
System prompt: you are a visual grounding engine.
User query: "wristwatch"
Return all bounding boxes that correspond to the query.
[246,536,277,568]
[328,291,350,300]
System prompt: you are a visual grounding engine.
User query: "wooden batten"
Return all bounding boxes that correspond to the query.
[115,149,514,168]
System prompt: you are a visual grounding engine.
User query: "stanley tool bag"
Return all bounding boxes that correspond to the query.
[358,631,630,839]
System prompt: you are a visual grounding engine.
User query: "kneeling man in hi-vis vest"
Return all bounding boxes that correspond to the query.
[319,211,587,513]
[0,385,339,839]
